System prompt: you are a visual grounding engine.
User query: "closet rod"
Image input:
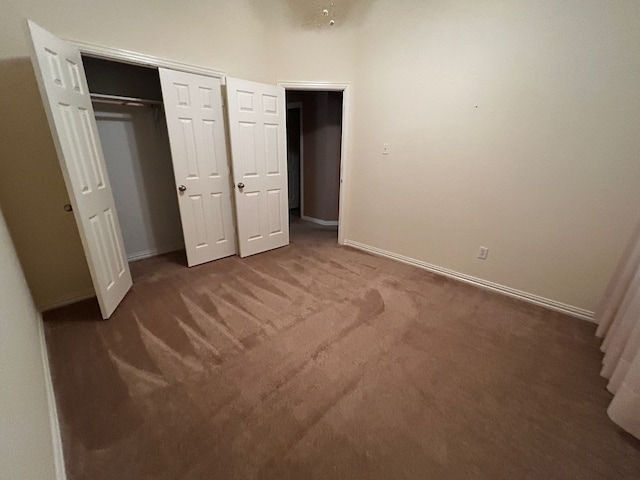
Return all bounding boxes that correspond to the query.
[90,93,163,107]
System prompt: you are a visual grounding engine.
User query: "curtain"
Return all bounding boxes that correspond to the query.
[595,221,640,439]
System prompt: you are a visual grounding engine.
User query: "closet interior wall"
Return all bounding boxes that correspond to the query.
[83,56,184,262]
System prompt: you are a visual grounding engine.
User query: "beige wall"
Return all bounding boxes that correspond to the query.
[263,1,362,83]
[344,0,640,310]
[0,57,93,309]
[1,0,272,80]
[1,0,639,313]
[0,207,61,479]
[271,0,640,311]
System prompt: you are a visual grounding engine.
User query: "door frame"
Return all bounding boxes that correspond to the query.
[286,102,304,216]
[70,39,225,79]
[278,82,350,245]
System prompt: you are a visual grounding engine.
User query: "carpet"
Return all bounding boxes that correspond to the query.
[44,221,640,479]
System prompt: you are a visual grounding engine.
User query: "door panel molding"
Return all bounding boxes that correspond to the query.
[226,78,289,258]
[159,68,237,266]
[27,20,132,319]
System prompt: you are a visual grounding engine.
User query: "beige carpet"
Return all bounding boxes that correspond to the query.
[44,221,640,480]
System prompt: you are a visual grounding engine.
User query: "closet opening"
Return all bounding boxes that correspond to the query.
[82,56,186,265]
[29,21,277,317]
[285,90,344,241]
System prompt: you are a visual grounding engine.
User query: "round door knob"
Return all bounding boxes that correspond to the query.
[237,182,245,189]
[178,185,187,192]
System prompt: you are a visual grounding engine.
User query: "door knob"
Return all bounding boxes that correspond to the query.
[237,182,245,189]
[178,185,186,192]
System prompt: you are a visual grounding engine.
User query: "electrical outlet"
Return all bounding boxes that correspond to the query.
[478,247,489,260]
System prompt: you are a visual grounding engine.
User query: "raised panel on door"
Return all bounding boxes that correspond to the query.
[226,77,289,258]
[27,20,132,319]
[159,68,236,267]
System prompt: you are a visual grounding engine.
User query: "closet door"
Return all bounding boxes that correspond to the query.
[159,69,237,267]
[27,21,132,319]
[225,78,289,258]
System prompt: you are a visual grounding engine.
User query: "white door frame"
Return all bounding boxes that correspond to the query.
[278,82,350,245]
[70,40,225,79]
[286,102,304,215]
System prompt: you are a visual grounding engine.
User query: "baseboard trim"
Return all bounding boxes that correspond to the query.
[37,315,67,480]
[301,215,339,227]
[39,289,96,313]
[127,244,183,262]
[38,247,183,311]
[343,239,595,323]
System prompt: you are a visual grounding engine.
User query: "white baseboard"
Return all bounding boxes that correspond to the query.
[38,246,182,312]
[343,239,595,323]
[301,215,339,227]
[127,244,183,262]
[37,315,67,480]
[39,289,96,313]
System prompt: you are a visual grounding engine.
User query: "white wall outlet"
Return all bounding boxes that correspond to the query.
[478,246,489,260]
[382,143,389,155]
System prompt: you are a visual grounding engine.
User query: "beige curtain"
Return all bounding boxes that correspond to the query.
[595,221,640,439]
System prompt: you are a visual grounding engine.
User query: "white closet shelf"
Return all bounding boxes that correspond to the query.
[90,93,163,107]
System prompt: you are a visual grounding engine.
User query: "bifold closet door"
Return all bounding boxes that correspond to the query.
[225,78,289,258]
[159,68,237,267]
[27,20,132,320]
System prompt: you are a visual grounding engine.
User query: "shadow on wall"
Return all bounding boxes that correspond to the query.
[248,0,378,29]
[0,57,93,309]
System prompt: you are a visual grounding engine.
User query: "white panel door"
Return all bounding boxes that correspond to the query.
[225,78,289,258]
[159,69,237,267]
[27,21,132,319]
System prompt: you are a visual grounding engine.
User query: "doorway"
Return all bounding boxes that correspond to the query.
[285,89,345,241]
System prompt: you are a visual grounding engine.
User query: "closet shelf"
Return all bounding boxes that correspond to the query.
[90,93,163,107]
